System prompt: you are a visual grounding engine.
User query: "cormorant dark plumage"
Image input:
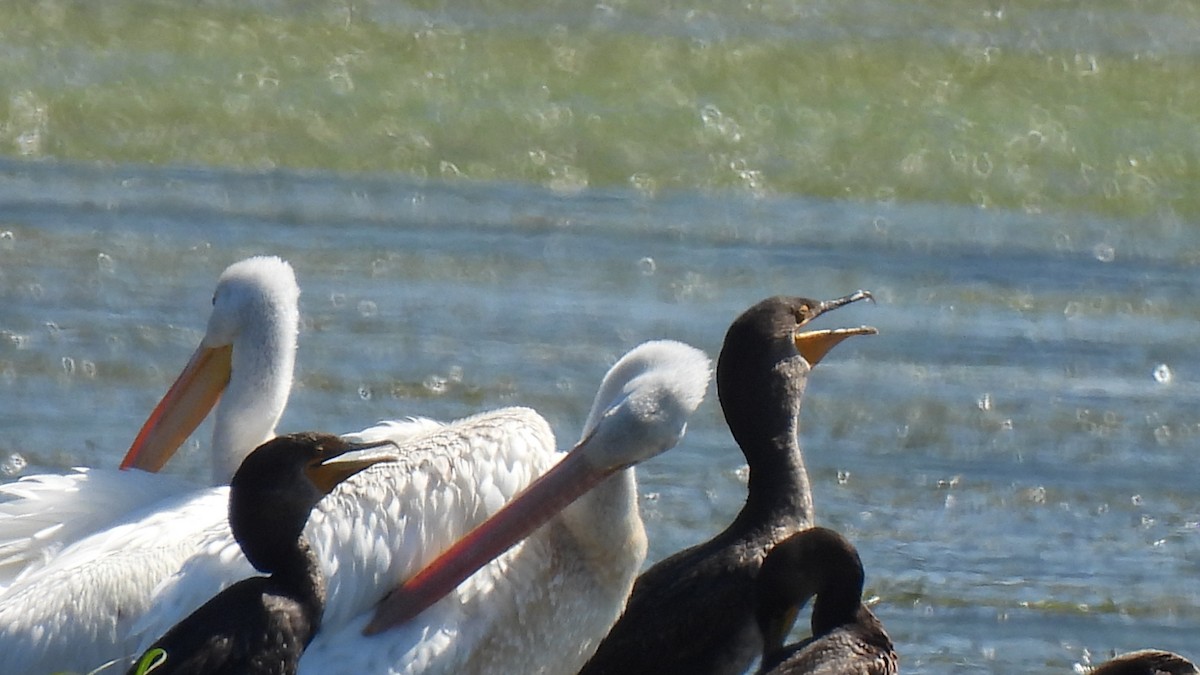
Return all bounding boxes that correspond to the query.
[579,292,876,675]
[126,432,397,675]
[1087,650,1198,675]
[754,527,896,675]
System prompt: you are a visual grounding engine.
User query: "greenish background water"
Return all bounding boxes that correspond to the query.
[3,0,1199,221]
[1,1,1198,672]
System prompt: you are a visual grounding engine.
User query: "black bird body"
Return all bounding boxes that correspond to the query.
[1087,650,1198,675]
[129,572,320,675]
[126,432,394,675]
[759,605,894,675]
[579,293,875,675]
[755,527,896,675]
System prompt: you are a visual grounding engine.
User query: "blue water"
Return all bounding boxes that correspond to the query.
[0,155,1196,671]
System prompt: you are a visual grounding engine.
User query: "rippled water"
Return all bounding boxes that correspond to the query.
[1,0,1199,672]
[3,0,1200,220]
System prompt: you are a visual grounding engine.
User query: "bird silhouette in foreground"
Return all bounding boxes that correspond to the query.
[126,432,397,675]
[754,527,896,675]
[1084,649,1198,675]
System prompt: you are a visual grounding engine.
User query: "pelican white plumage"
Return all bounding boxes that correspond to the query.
[342,339,712,673]
[0,256,301,670]
[0,256,557,674]
[0,255,298,589]
[133,339,712,675]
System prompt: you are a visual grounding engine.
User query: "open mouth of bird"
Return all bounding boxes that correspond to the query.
[793,290,877,365]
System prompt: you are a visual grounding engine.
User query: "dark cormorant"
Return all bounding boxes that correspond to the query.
[754,527,896,675]
[1087,650,1198,675]
[126,432,396,675]
[579,292,876,675]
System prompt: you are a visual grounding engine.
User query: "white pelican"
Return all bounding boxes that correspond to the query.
[0,255,299,588]
[0,256,301,670]
[0,256,556,674]
[132,339,712,675]
[0,254,298,586]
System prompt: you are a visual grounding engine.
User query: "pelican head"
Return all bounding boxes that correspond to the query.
[121,256,300,483]
[364,339,712,634]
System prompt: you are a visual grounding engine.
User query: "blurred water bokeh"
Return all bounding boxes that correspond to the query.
[1,1,1198,672]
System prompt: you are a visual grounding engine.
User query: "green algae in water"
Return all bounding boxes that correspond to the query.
[0,0,1198,222]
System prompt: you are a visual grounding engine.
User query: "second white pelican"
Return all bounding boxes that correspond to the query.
[133,339,711,675]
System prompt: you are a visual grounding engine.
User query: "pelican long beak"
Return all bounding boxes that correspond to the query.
[363,439,611,636]
[306,440,400,495]
[795,326,878,365]
[120,344,233,472]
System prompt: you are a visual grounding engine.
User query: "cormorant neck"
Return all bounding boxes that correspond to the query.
[810,573,865,637]
[231,481,318,578]
[237,520,327,641]
[272,538,327,633]
[719,354,813,533]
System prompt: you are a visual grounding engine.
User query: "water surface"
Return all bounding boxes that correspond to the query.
[1,1,1198,671]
